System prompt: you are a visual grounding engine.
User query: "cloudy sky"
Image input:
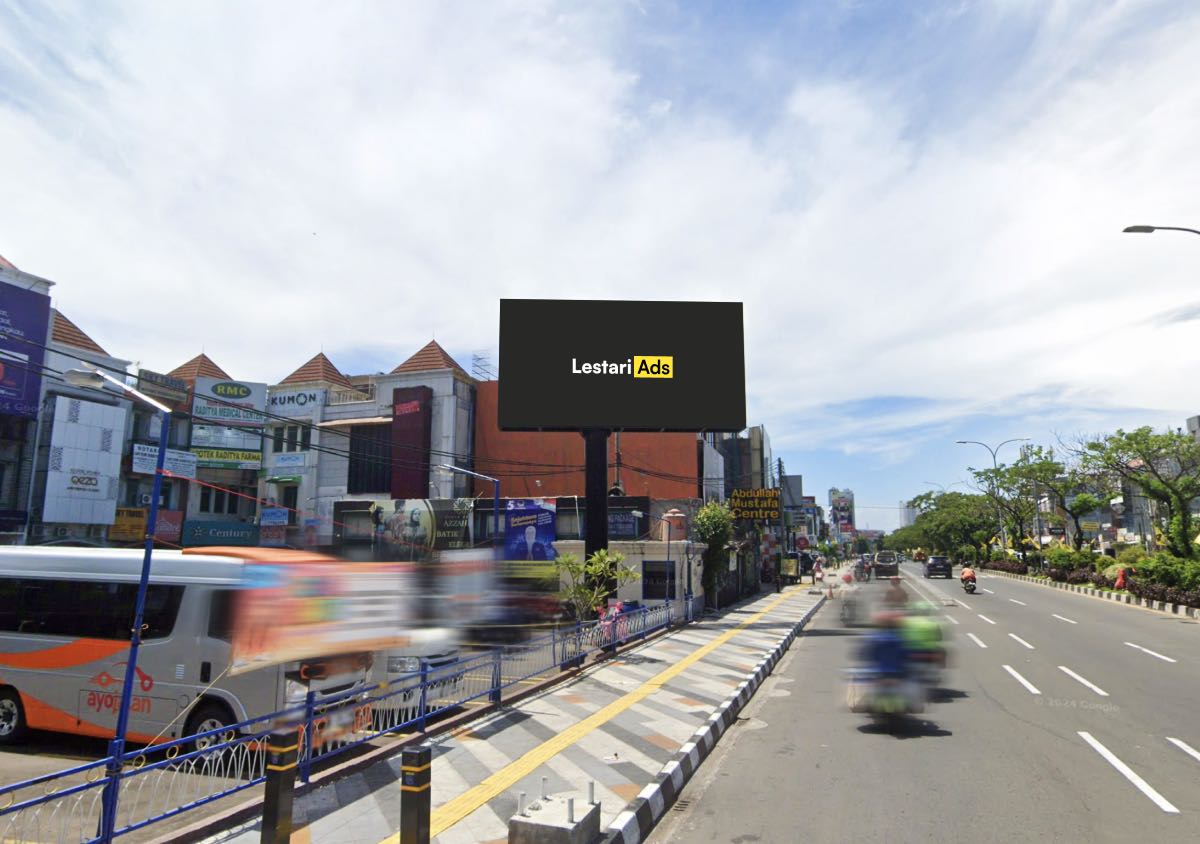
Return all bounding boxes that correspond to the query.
[3,0,1199,528]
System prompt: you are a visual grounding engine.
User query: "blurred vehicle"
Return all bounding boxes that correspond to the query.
[923,555,952,578]
[873,550,899,577]
[0,547,374,751]
[846,612,925,726]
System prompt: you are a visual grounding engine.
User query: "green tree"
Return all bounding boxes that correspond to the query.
[692,501,734,602]
[1079,427,1200,560]
[554,548,640,621]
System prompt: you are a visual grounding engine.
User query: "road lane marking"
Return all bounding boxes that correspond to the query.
[1003,664,1041,694]
[981,588,995,594]
[1124,642,1176,663]
[977,614,996,625]
[1008,633,1035,650]
[1009,598,1027,606]
[967,633,988,649]
[1058,666,1109,696]
[1167,737,1200,765]
[1052,614,1077,624]
[1078,732,1179,813]
[389,587,805,839]
[957,599,972,610]
[942,615,959,625]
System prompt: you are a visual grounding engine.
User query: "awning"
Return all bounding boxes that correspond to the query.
[317,416,392,427]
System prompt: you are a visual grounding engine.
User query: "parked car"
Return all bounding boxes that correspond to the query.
[923,555,952,578]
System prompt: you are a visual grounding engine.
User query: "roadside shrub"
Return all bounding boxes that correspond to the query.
[985,558,1028,575]
[1116,546,1148,570]
[1126,579,1200,609]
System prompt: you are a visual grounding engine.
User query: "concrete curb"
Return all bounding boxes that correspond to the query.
[600,595,826,844]
[983,569,1199,620]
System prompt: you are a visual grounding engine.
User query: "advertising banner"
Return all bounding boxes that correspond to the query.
[729,488,781,521]
[498,299,746,432]
[259,525,287,546]
[155,510,183,543]
[109,507,148,542]
[132,443,198,479]
[191,448,262,470]
[182,520,259,546]
[504,498,557,561]
[228,555,418,675]
[135,369,188,406]
[190,377,266,452]
[260,507,289,527]
[389,387,432,500]
[0,282,51,418]
[608,511,637,539]
[268,388,326,417]
[42,397,127,525]
[384,498,474,561]
[1081,520,1101,532]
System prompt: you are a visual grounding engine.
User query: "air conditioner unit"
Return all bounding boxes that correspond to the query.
[89,525,106,538]
[139,494,152,506]
[54,526,70,538]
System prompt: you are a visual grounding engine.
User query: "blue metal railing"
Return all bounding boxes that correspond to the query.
[0,603,673,843]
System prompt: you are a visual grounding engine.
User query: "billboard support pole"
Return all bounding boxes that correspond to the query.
[582,428,610,563]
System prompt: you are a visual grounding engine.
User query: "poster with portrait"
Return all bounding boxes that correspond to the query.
[504,498,557,562]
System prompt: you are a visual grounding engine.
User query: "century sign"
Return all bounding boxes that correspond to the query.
[729,488,781,522]
[499,299,745,432]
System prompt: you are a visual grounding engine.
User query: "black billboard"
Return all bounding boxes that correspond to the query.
[499,299,745,431]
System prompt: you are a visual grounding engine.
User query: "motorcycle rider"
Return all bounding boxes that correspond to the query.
[960,564,977,588]
[901,602,946,683]
[883,575,909,608]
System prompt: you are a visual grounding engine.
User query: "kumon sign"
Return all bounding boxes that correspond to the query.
[729,488,781,522]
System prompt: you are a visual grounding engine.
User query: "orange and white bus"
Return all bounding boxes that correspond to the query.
[0,547,374,750]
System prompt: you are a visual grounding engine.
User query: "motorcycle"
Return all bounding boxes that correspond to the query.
[845,668,926,722]
[961,576,977,594]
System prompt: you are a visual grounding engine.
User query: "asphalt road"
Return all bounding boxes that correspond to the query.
[650,563,1200,844]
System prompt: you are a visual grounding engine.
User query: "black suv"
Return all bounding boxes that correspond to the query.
[923,555,952,578]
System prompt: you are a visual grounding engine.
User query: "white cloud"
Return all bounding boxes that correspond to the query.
[0,0,1197,453]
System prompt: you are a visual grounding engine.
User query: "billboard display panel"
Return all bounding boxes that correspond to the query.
[389,387,432,499]
[0,283,51,418]
[190,377,266,452]
[42,397,127,524]
[504,498,557,561]
[498,299,745,431]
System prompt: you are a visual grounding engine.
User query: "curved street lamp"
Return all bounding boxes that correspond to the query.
[1123,225,1200,236]
[955,438,1030,549]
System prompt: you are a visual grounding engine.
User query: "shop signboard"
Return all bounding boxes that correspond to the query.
[109,507,148,542]
[268,388,326,417]
[135,369,188,406]
[384,498,474,562]
[191,448,262,470]
[182,520,259,547]
[190,377,267,452]
[260,507,289,527]
[498,299,745,432]
[0,282,51,418]
[390,387,432,500]
[155,510,183,543]
[729,488,781,521]
[132,443,198,479]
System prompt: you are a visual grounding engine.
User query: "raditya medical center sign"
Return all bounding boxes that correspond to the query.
[43,397,128,524]
[190,377,267,469]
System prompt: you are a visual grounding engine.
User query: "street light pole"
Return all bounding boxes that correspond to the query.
[955,438,1029,552]
[1123,225,1200,236]
[64,365,171,844]
[437,464,501,549]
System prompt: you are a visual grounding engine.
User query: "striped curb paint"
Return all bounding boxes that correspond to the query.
[600,595,826,844]
[983,570,1198,620]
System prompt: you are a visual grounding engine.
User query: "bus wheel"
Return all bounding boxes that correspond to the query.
[0,688,28,745]
[184,703,236,754]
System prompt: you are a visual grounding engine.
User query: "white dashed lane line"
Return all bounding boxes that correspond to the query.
[1124,642,1176,663]
[1078,732,1179,814]
[977,614,996,625]
[1167,737,1200,765]
[942,615,959,625]
[1009,598,1026,606]
[1003,664,1041,695]
[1008,633,1035,650]
[966,633,988,649]
[981,588,995,594]
[1052,614,1077,624]
[1059,666,1109,697]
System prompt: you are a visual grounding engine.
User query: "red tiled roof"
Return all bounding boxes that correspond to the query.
[0,254,16,270]
[51,310,108,355]
[278,352,353,388]
[167,353,230,383]
[392,340,469,378]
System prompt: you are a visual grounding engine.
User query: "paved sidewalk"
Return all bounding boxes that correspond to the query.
[203,586,823,844]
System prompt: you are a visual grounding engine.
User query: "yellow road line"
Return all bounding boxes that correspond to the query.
[379,589,801,843]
